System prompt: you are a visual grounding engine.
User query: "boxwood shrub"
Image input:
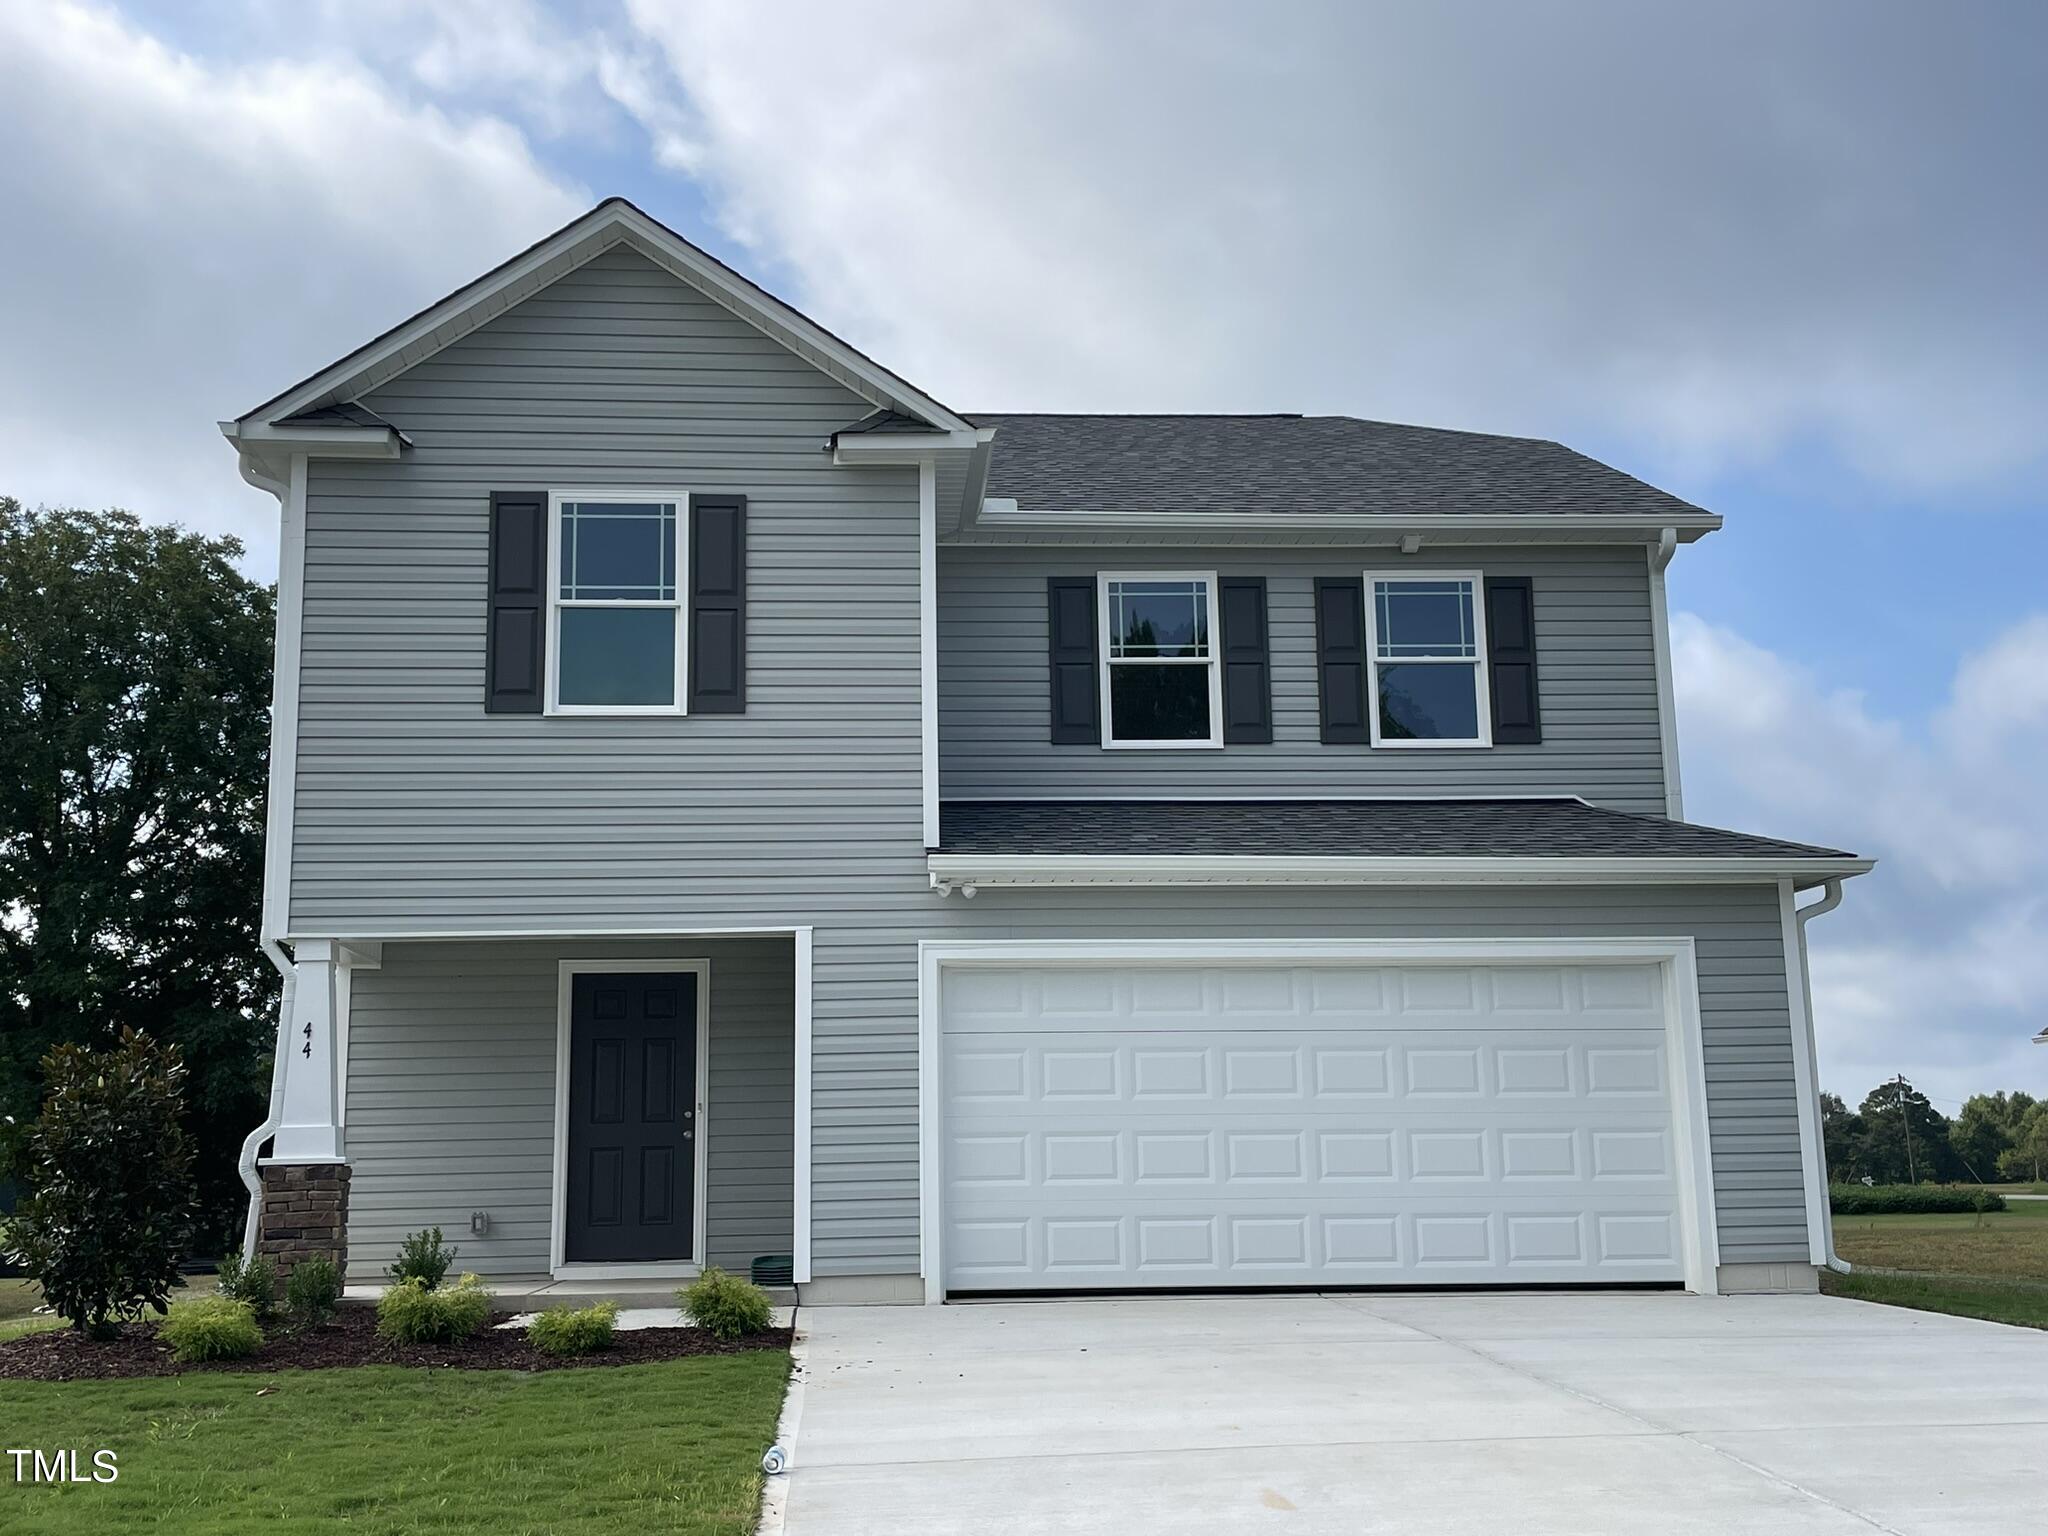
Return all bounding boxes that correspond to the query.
[1829,1183,2005,1216]
[679,1267,774,1340]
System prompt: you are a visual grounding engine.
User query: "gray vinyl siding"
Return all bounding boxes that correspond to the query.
[290,247,933,1280]
[938,544,1667,812]
[339,887,1803,1277]
[285,245,1804,1280]
[908,883,1807,1268]
[343,936,794,1281]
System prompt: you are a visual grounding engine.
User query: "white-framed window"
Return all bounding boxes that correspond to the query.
[546,491,688,715]
[1362,570,1491,747]
[1096,571,1224,748]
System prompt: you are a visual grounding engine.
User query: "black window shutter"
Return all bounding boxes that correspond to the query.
[1315,577,1369,744]
[1485,576,1541,744]
[1218,576,1273,745]
[1046,577,1100,743]
[689,494,747,713]
[485,490,546,714]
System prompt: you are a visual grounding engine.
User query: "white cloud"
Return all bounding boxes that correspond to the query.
[614,0,2048,498]
[1674,610,2048,1108]
[0,1,585,564]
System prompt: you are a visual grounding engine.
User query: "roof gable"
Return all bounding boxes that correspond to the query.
[234,198,969,434]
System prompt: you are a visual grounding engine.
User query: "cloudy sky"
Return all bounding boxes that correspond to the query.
[4,0,2044,1109]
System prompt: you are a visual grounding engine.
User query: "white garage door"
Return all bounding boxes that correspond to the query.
[939,961,1687,1291]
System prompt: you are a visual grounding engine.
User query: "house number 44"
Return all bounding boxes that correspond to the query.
[302,1020,313,1059]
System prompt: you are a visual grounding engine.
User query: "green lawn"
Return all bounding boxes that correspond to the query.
[0,1352,789,1534]
[1827,1200,2048,1329]
[0,1277,47,1323]
[1821,1269,2048,1330]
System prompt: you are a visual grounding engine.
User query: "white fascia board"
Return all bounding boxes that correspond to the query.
[235,200,971,434]
[220,421,402,459]
[973,506,1721,539]
[831,430,983,463]
[926,853,1875,890]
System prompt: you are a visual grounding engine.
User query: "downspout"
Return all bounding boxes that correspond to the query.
[1794,877,1850,1272]
[1648,528,1686,819]
[232,446,300,1259]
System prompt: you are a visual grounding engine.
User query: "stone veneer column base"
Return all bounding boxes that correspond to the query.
[257,1163,350,1288]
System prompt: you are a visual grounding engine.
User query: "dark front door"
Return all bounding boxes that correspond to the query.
[566,971,697,1264]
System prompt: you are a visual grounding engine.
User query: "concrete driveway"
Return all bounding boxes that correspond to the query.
[779,1292,2048,1535]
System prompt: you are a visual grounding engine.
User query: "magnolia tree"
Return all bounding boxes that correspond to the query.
[6,1030,198,1336]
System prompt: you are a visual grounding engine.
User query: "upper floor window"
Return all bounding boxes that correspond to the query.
[1363,572,1491,747]
[1098,572,1223,748]
[547,494,686,714]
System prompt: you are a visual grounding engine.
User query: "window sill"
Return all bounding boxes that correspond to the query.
[1099,739,1227,751]
[1367,737,1493,750]
[544,707,691,719]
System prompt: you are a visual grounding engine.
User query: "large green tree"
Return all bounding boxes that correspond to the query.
[2002,1100,2048,1183]
[1950,1090,2036,1182]
[1856,1076,1958,1184]
[1,499,276,1249]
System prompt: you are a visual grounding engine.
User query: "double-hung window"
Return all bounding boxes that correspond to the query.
[1098,572,1223,747]
[1363,571,1491,746]
[547,493,686,713]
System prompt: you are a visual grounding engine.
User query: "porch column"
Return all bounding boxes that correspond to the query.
[271,940,342,1161]
[258,939,377,1286]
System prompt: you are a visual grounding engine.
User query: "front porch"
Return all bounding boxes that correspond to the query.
[256,932,803,1293]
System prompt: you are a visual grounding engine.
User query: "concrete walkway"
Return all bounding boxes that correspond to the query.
[780,1292,2048,1535]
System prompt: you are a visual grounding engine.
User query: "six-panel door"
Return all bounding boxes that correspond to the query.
[566,971,698,1264]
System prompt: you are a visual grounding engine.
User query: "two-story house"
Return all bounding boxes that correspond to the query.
[222,198,1868,1304]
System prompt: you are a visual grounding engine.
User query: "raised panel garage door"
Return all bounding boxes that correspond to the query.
[939,962,1686,1291]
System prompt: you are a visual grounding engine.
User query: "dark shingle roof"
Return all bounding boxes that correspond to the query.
[938,799,1854,861]
[968,414,1711,521]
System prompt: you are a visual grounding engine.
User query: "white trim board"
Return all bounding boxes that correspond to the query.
[258,454,308,947]
[971,507,1723,539]
[926,853,1875,892]
[1778,879,1831,1266]
[792,929,815,1286]
[916,937,1723,1302]
[919,458,940,846]
[549,959,713,1280]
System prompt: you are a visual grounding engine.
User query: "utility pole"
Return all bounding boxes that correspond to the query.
[1897,1073,1916,1183]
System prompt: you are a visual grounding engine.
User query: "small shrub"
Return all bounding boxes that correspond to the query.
[526,1300,619,1357]
[160,1296,262,1362]
[386,1226,457,1289]
[679,1267,774,1340]
[285,1256,343,1325]
[215,1251,278,1321]
[4,1030,197,1336]
[1829,1183,2006,1216]
[376,1272,494,1344]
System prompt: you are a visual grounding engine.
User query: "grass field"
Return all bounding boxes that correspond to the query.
[1826,1198,2048,1329]
[0,1351,789,1535]
[1,1275,218,1333]
[1829,1197,2048,1282]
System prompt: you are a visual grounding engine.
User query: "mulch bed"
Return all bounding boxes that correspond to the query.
[0,1306,792,1382]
